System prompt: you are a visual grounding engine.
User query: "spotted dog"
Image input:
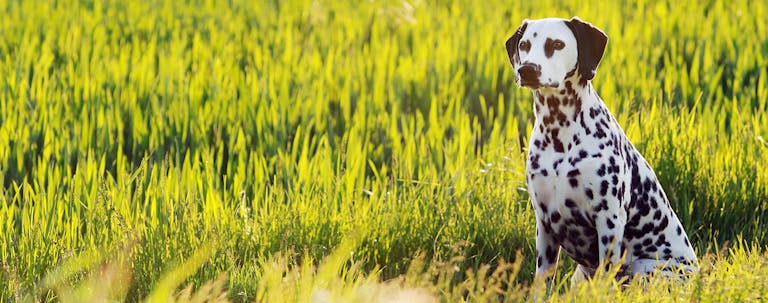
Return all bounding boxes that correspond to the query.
[505,17,697,284]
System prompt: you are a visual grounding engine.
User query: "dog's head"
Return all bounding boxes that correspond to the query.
[506,17,607,90]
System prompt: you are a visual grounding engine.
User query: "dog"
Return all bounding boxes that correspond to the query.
[505,17,697,285]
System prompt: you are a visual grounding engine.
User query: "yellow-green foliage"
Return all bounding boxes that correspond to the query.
[0,0,766,301]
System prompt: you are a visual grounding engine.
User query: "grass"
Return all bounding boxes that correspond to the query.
[0,0,766,301]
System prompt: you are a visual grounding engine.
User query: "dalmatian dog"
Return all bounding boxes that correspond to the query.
[505,17,698,284]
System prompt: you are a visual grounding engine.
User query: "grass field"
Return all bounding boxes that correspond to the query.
[1,0,767,301]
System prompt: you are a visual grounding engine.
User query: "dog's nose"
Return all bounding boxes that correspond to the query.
[517,63,541,81]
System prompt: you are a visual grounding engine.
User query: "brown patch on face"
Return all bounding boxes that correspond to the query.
[519,40,531,53]
[544,38,565,59]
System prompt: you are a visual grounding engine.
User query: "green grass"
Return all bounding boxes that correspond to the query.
[0,0,767,301]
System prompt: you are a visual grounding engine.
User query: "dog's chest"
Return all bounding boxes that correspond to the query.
[526,121,614,211]
[526,102,626,267]
[527,133,607,267]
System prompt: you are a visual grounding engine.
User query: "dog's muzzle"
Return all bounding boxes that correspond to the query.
[517,63,542,88]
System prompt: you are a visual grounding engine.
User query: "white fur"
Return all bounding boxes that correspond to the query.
[514,19,578,89]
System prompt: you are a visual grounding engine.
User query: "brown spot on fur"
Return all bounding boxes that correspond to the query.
[551,128,565,153]
[544,38,565,58]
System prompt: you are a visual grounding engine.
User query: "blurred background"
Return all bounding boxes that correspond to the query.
[0,0,766,301]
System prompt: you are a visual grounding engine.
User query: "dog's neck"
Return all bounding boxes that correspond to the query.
[529,76,602,153]
[531,76,597,130]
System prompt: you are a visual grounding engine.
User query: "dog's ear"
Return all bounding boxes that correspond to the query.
[565,17,607,81]
[505,20,529,67]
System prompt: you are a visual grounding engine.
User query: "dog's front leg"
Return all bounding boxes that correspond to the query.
[534,217,561,291]
[594,196,628,278]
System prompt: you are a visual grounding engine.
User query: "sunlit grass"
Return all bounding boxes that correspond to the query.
[0,0,766,301]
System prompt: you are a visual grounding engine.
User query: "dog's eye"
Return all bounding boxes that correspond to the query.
[552,40,565,50]
[519,40,531,52]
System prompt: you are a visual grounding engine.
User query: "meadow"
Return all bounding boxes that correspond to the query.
[0,0,767,301]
